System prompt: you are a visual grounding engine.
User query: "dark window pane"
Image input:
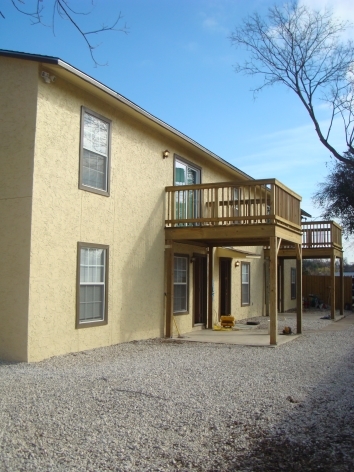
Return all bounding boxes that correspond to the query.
[174,284,187,312]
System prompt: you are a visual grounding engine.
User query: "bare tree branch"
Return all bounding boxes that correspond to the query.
[230,1,354,166]
[3,0,128,66]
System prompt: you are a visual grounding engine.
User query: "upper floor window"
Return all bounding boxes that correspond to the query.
[79,107,111,196]
[174,156,201,224]
[174,156,201,186]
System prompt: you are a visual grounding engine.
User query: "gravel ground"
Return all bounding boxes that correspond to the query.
[1,310,354,472]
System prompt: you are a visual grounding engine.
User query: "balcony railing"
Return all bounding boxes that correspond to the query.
[302,221,342,250]
[165,179,301,231]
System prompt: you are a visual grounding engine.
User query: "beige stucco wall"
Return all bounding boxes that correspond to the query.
[0,59,267,361]
[211,247,265,323]
[228,248,265,321]
[170,243,209,336]
[0,57,301,362]
[26,66,271,360]
[27,71,170,361]
[171,244,266,337]
[0,58,38,361]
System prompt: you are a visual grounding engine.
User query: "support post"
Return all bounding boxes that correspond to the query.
[330,253,336,320]
[296,243,302,334]
[208,246,214,329]
[165,240,174,337]
[339,256,344,316]
[269,236,278,345]
[265,258,270,316]
[270,183,276,224]
[280,258,285,313]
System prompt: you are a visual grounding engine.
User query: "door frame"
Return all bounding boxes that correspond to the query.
[193,254,207,325]
[219,257,232,317]
[174,156,202,224]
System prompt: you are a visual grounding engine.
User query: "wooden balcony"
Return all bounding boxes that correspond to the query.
[165,179,302,246]
[302,221,342,255]
[164,179,304,343]
[274,221,343,259]
[164,181,344,341]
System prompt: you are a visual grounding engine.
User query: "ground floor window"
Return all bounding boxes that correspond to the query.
[174,255,189,313]
[291,267,296,299]
[241,262,250,306]
[76,242,109,328]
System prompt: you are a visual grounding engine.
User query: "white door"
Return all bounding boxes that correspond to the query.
[175,159,201,223]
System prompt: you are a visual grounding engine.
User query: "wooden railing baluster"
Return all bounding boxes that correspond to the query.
[165,179,304,231]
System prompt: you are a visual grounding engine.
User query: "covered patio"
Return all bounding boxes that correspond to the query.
[169,310,347,347]
[265,220,344,319]
[164,179,303,346]
[172,324,300,347]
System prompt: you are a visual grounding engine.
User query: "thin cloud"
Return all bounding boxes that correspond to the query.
[300,0,354,27]
[231,121,340,186]
[203,18,218,29]
[247,118,345,151]
[202,16,228,34]
[184,41,199,53]
[137,59,154,68]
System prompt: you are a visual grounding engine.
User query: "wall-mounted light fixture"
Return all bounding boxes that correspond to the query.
[41,71,56,84]
[235,261,240,267]
[190,257,196,264]
[163,149,170,159]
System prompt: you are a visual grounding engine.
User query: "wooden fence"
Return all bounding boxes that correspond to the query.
[303,275,352,309]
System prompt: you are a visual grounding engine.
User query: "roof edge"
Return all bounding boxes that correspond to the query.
[0,49,60,64]
[0,49,253,181]
[57,59,253,180]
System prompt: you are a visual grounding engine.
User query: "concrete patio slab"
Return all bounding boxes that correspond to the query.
[171,328,300,347]
[170,312,354,347]
[320,313,354,331]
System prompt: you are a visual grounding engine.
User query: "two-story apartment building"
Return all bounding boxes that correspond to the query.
[1,50,306,362]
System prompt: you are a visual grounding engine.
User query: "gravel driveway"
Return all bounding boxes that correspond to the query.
[1,312,354,471]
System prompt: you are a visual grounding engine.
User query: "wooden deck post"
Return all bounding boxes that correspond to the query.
[264,258,270,316]
[296,243,302,334]
[330,253,335,320]
[165,240,174,337]
[208,246,214,329]
[280,258,285,313]
[339,256,344,316]
[270,183,276,225]
[269,236,278,345]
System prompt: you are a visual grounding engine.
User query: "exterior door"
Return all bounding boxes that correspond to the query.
[194,255,207,325]
[175,158,201,223]
[220,258,232,316]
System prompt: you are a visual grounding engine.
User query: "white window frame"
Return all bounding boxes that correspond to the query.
[174,254,189,313]
[79,107,111,196]
[174,156,201,225]
[241,262,250,306]
[76,242,109,328]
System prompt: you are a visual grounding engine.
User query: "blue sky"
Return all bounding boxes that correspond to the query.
[1,0,353,260]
